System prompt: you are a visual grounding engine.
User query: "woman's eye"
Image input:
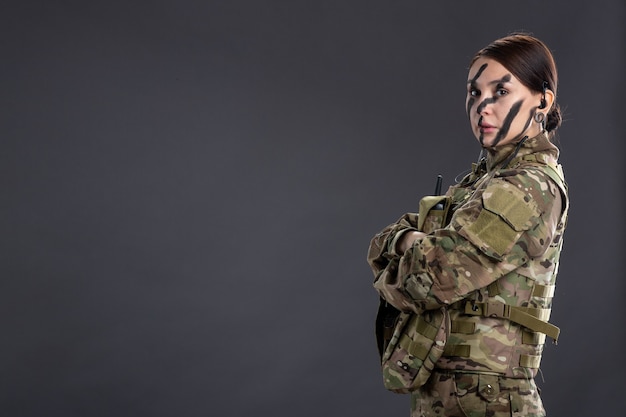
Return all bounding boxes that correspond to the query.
[469,89,480,97]
[496,88,508,96]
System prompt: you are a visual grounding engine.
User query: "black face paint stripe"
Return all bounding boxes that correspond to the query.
[468,63,488,85]
[466,63,488,116]
[489,74,511,85]
[467,97,475,117]
[492,100,523,146]
[476,96,497,114]
[507,106,540,144]
[519,109,536,138]
[475,74,513,115]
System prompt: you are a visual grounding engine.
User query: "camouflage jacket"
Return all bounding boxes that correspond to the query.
[368,132,568,378]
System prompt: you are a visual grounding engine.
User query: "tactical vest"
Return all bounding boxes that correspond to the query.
[434,155,568,378]
[372,150,568,391]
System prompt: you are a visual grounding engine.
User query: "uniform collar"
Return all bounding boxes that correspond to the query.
[484,132,559,171]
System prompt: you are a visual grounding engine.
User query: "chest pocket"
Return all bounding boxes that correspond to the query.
[463,179,539,259]
[417,195,451,234]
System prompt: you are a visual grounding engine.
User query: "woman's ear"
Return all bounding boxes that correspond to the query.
[542,89,555,110]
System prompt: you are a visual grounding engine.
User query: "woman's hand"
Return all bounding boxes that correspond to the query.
[397,231,426,254]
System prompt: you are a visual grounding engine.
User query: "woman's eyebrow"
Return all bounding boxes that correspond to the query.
[467,72,512,87]
[488,74,512,85]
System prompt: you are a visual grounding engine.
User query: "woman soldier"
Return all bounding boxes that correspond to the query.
[368,33,568,417]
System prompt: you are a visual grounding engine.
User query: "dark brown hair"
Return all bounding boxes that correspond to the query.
[471,33,562,133]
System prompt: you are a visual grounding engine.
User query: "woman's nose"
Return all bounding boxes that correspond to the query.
[476,97,497,114]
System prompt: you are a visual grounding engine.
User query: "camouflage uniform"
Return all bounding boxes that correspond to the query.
[368,132,568,417]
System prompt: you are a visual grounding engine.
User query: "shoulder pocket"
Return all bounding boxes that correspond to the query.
[482,180,539,231]
[462,180,539,259]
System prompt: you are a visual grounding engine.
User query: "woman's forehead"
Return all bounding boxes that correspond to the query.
[467,58,513,84]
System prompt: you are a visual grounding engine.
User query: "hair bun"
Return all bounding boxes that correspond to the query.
[545,103,562,132]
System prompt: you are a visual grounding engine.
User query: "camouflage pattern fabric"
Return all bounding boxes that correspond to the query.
[368,133,567,315]
[380,308,450,393]
[367,132,569,415]
[410,371,545,417]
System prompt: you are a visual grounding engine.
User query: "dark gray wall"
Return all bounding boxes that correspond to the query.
[2,1,624,416]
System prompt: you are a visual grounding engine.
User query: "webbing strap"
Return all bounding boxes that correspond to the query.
[416,317,439,340]
[399,334,430,360]
[443,344,471,357]
[520,354,542,369]
[522,330,546,345]
[485,282,554,301]
[397,315,439,360]
[532,283,556,298]
[442,345,543,366]
[463,301,560,342]
[451,320,475,334]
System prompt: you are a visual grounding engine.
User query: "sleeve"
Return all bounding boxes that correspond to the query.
[367,212,419,272]
[373,170,563,314]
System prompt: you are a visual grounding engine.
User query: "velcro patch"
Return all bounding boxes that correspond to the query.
[482,180,539,231]
[466,209,519,257]
[463,179,539,258]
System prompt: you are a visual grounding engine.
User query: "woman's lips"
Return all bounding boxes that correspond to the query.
[479,123,496,133]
